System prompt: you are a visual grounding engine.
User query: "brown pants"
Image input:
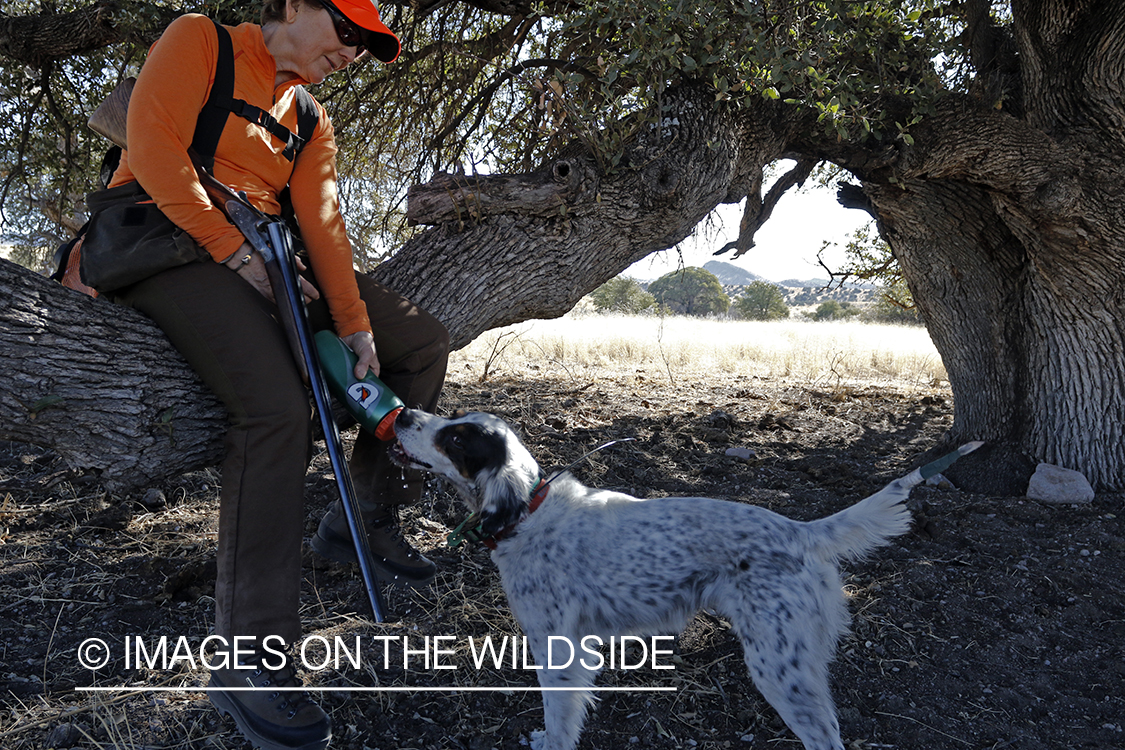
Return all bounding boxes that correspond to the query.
[115,261,448,643]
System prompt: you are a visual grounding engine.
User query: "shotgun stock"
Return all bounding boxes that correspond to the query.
[87,77,134,150]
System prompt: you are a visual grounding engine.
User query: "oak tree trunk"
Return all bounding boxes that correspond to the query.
[839,2,1125,492]
[1,264,227,490]
[864,173,1125,492]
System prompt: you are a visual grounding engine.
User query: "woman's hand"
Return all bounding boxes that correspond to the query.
[341,330,380,379]
[227,243,320,305]
[291,256,320,305]
[228,245,274,300]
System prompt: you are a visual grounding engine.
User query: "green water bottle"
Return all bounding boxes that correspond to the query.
[314,330,403,440]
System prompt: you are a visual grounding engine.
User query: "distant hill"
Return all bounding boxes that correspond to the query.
[701,262,840,289]
[702,261,762,286]
[698,266,879,310]
[632,261,872,296]
[776,277,832,288]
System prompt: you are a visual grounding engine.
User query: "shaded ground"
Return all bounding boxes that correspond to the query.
[1,368,1122,749]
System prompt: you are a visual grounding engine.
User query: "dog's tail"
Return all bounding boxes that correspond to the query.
[808,442,983,561]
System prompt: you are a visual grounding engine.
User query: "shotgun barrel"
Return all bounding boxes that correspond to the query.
[193,157,389,623]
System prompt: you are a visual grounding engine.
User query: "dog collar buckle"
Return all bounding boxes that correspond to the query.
[447,512,486,549]
[447,479,551,551]
[528,478,549,510]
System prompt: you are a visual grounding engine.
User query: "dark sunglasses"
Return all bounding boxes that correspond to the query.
[320,0,365,52]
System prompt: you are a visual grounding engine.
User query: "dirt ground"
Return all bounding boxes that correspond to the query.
[1,366,1122,750]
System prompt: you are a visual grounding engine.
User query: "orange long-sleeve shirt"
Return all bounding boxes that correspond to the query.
[111,14,371,337]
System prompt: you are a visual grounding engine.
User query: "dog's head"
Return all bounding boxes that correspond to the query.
[391,409,541,535]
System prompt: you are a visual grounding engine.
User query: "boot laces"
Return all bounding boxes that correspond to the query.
[369,507,416,555]
[246,646,317,717]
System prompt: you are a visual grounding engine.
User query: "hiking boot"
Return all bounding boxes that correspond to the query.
[310,501,437,586]
[209,646,330,750]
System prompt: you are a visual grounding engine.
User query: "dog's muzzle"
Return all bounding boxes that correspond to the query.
[388,440,432,470]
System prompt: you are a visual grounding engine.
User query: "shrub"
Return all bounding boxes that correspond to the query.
[589,276,655,314]
[812,299,860,321]
[735,281,789,320]
[647,267,730,317]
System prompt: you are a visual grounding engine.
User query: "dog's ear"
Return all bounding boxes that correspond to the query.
[478,467,529,536]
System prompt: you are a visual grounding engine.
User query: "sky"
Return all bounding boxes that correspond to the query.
[625,165,872,284]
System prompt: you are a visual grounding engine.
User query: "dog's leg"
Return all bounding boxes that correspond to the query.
[526,633,598,750]
[727,596,846,750]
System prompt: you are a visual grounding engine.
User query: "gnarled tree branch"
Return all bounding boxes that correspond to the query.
[716,158,814,258]
[1,84,777,490]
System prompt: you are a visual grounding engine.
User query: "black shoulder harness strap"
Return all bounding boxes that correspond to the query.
[190,19,319,167]
[55,19,318,283]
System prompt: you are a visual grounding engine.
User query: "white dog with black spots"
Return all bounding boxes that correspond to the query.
[390,407,980,750]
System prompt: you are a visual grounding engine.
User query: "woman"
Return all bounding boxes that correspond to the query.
[109,2,447,748]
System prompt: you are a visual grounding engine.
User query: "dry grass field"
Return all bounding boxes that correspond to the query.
[1,312,1122,750]
[452,311,946,390]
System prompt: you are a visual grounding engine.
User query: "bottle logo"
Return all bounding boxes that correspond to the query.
[347,381,382,410]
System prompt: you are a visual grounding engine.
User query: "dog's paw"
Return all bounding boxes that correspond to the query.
[529,730,548,750]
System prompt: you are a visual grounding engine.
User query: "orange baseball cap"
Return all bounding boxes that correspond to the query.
[331,0,400,63]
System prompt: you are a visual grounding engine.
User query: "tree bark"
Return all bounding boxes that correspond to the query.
[0,261,226,491]
[0,2,182,68]
[0,3,122,67]
[0,86,773,491]
[376,85,776,350]
[834,0,1125,492]
[860,147,1125,491]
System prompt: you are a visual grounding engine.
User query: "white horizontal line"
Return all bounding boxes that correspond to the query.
[77,686,677,693]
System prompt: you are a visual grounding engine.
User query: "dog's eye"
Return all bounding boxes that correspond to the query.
[449,434,464,449]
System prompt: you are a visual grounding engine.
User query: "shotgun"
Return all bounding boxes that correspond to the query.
[192,157,389,624]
